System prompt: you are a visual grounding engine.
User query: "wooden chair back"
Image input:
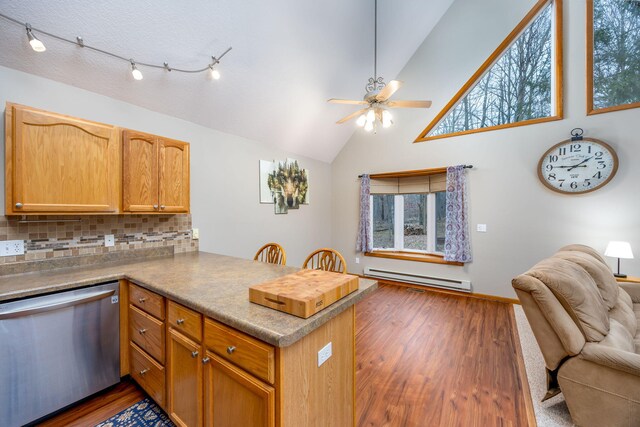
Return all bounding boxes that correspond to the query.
[254,243,286,266]
[302,248,347,274]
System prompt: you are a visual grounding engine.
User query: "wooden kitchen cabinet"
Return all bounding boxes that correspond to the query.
[5,103,120,214]
[123,130,189,213]
[204,352,275,427]
[167,328,203,427]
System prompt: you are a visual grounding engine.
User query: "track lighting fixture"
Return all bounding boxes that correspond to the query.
[26,24,45,52]
[2,13,232,82]
[130,61,143,80]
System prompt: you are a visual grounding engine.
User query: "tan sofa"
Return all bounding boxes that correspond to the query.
[513,244,640,427]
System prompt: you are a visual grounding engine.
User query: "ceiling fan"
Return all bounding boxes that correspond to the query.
[328,0,432,131]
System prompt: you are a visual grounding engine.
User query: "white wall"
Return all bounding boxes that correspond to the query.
[331,0,640,298]
[0,65,332,268]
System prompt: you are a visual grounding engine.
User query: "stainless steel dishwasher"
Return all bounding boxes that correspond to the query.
[0,281,120,427]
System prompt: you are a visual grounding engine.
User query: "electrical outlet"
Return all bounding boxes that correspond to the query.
[476,224,487,232]
[318,342,332,367]
[0,240,24,256]
[355,257,360,264]
[192,228,199,240]
[104,234,115,247]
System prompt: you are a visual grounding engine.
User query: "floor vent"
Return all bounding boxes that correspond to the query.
[364,266,471,292]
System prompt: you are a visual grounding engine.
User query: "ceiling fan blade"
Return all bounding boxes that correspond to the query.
[328,98,368,105]
[336,108,368,124]
[375,80,403,102]
[386,100,432,108]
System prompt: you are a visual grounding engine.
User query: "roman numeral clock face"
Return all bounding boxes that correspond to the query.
[538,138,618,194]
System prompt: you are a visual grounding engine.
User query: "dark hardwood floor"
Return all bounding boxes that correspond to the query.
[356,284,532,427]
[36,380,144,427]
[36,284,532,427]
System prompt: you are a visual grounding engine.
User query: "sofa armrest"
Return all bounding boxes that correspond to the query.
[580,342,640,376]
[619,282,640,303]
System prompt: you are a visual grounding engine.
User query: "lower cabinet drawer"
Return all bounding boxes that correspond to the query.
[204,318,275,384]
[130,342,165,407]
[130,304,165,364]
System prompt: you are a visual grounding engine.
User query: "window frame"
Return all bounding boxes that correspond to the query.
[414,0,563,143]
[586,0,640,115]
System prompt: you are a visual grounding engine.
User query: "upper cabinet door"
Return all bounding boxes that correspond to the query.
[158,137,190,213]
[6,104,120,214]
[123,130,159,212]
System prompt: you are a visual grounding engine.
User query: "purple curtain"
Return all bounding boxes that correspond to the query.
[356,174,372,253]
[444,166,472,263]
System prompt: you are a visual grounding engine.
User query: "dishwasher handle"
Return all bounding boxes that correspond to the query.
[0,289,116,320]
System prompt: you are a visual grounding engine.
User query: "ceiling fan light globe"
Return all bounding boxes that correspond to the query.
[382,110,392,128]
[356,114,367,127]
[366,109,375,123]
[210,68,221,80]
[364,121,374,132]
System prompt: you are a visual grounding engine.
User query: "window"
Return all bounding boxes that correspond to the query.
[367,171,450,263]
[372,192,446,254]
[415,0,563,142]
[588,0,640,114]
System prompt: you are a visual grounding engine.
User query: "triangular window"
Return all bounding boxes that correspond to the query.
[415,0,562,142]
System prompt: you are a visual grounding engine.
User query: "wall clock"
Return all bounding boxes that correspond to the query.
[538,136,618,194]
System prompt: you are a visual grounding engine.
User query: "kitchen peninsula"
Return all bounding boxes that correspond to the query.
[0,251,377,426]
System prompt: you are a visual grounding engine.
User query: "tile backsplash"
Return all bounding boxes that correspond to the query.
[0,214,198,265]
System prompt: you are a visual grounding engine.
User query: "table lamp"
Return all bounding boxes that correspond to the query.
[604,241,634,278]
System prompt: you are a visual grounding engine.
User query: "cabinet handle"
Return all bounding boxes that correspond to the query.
[176,318,185,325]
[138,328,147,335]
[202,357,210,364]
[139,368,149,376]
[153,205,159,210]
[226,346,236,355]
[15,202,23,209]
[160,205,166,210]
[191,350,199,358]
[138,297,147,303]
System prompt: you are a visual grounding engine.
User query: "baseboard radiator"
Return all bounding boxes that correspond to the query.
[364,267,472,292]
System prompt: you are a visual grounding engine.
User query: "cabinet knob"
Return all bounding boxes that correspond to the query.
[139,368,149,376]
[15,203,23,209]
[153,205,159,210]
[138,328,147,335]
[176,318,185,325]
[160,205,166,210]
[138,297,147,303]
[202,357,210,364]
[226,346,236,355]
[191,350,199,358]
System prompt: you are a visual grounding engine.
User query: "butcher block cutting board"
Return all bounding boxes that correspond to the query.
[249,270,359,318]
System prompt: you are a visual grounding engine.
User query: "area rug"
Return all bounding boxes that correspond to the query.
[513,305,575,427]
[94,398,175,427]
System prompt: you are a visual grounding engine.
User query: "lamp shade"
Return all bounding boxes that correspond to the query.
[605,241,634,259]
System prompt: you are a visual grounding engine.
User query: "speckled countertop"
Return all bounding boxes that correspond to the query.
[0,252,378,347]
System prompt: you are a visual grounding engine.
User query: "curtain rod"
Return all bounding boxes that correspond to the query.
[358,165,473,178]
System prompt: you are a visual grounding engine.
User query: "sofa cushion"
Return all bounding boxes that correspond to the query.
[558,244,608,265]
[526,257,610,342]
[609,292,637,338]
[599,319,635,353]
[555,250,619,310]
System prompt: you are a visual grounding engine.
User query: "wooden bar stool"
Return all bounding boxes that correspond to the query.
[302,248,347,274]
[254,243,286,265]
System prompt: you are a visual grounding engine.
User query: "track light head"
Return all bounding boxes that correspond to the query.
[26,24,45,52]
[130,61,143,80]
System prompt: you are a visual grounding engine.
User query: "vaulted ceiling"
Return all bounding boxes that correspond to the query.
[0,0,454,162]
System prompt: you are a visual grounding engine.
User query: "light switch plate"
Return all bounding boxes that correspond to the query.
[192,228,199,240]
[105,234,115,247]
[318,342,332,367]
[355,257,360,264]
[0,240,24,256]
[476,224,487,232]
